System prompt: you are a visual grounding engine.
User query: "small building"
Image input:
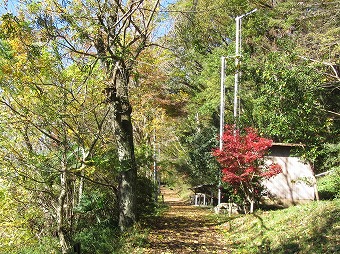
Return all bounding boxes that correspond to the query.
[189,184,216,206]
[262,143,316,205]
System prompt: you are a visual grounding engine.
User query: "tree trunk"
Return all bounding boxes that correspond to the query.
[115,107,137,231]
[118,166,137,231]
[242,183,255,214]
[115,110,137,231]
[248,189,255,214]
[57,162,72,254]
[249,200,254,214]
[108,62,137,231]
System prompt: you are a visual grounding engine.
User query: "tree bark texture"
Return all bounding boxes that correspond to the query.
[57,161,72,254]
[107,61,137,231]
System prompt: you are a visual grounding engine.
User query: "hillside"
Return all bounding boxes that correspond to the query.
[218,200,339,253]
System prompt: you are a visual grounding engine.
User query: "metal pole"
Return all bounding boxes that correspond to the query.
[219,56,226,151]
[153,128,158,202]
[218,56,226,205]
[217,9,256,207]
[238,18,242,120]
[233,9,257,127]
[234,17,240,126]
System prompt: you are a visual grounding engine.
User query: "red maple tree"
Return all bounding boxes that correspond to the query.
[213,125,282,213]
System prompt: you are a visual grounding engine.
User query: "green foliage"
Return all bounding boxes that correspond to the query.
[320,143,340,172]
[317,170,340,200]
[135,143,153,173]
[74,226,118,254]
[0,13,113,252]
[182,125,219,186]
[167,0,340,183]
[15,237,60,254]
[72,175,156,253]
[0,181,58,253]
[0,39,14,60]
[316,143,340,199]
[0,185,33,253]
[76,187,117,225]
[91,148,120,175]
[245,52,330,146]
[136,176,158,218]
[74,221,148,254]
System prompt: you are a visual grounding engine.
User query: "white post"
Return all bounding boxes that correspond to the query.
[153,128,158,202]
[234,9,257,126]
[220,56,226,151]
[218,57,225,205]
[238,18,242,118]
[234,17,241,124]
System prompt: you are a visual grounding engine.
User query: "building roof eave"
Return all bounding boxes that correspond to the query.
[272,142,305,147]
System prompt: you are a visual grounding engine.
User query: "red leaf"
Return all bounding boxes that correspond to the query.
[212,125,279,185]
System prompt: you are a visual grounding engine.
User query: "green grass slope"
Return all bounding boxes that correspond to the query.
[219,200,339,254]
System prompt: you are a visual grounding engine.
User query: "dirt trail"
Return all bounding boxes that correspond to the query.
[142,187,229,254]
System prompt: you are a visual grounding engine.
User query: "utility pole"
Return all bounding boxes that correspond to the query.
[234,9,257,127]
[218,56,226,205]
[153,128,158,202]
[218,9,257,206]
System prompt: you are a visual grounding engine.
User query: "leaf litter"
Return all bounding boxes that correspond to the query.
[140,187,230,254]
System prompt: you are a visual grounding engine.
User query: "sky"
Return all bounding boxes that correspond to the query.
[0,0,177,15]
[0,0,20,15]
[0,0,176,39]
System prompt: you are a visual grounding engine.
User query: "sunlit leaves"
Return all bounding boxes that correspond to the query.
[244,51,331,150]
[0,178,53,252]
[0,12,113,250]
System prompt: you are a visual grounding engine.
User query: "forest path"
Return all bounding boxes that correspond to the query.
[141,187,229,254]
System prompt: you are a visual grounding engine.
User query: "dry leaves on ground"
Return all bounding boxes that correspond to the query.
[140,187,230,254]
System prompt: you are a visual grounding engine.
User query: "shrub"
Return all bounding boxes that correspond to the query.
[317,169,340,200]
[16,237,60,254]
[317,143,340,200]
[213,125,282,213]
[74,225,118,254]
[136,176,158,218]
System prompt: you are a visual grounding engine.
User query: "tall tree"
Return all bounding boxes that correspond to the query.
[26,0,162,231]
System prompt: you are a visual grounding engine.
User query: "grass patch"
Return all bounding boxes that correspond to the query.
[218,200,340,253]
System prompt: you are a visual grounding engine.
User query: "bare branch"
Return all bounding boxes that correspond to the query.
[145,0,161,34]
